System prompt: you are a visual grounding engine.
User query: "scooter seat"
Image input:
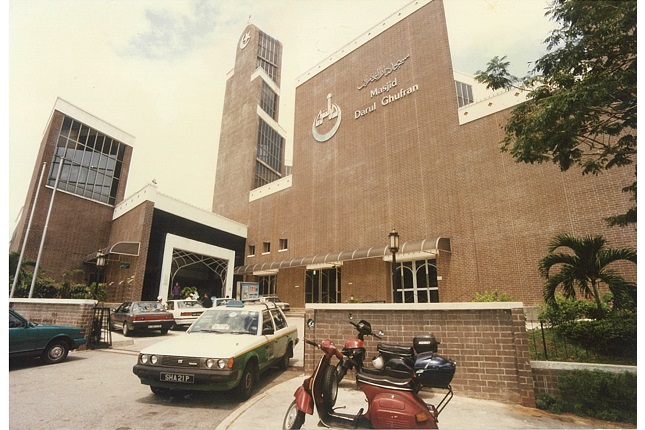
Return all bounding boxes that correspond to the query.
[377,343,414,357]
[356,371,416,391]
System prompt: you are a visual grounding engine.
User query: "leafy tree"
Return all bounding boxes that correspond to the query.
[9,251,36,294]
[539,233,636,317]
[475,0,636,226]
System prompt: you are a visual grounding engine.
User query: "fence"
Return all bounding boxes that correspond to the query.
[526,319,594,362]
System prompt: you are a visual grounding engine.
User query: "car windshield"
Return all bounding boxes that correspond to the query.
[188,309,259,335]
[178,301,204,309]
[133,302,165,313]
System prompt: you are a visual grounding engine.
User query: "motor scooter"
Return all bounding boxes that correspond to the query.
[373,334,441,379]
[335,314,383,383]
[283,336,440,430]
[335,315,453,388]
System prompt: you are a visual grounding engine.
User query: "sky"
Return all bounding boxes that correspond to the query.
[5,0,556,240]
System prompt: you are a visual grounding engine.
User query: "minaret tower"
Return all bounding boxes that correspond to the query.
[212,25,285,224]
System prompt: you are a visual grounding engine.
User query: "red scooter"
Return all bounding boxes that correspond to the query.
[283,337,439,429]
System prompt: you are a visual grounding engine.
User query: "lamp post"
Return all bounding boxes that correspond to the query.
[96,250,106,284]
[388,229,399,302]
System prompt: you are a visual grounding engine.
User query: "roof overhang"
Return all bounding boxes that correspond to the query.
[83,241,140,264]
[235,237,450,275]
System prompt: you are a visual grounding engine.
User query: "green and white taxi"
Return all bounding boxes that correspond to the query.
[132,300,298,400]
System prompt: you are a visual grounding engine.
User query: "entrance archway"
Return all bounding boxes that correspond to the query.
[158,234,235,300]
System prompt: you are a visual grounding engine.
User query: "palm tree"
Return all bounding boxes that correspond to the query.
[539,234,636,317]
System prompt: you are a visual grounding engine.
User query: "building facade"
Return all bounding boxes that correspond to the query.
[212,24,287,226]
[11,99,247,303]
[223,0,636,307]
[10,98,134,292]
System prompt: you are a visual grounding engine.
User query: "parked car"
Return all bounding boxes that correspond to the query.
[213,298,232,307]
[259,295,290,311]
[9,308,87,364]
[165,299,206,329]
[110,301,174,336]
[133,300,298,400]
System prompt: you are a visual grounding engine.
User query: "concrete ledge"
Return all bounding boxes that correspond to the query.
[531,360,637,374]
[305,302,525,311]
[10,298,97,306]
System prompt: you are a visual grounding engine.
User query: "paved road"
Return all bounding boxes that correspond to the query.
[9,316,305,430]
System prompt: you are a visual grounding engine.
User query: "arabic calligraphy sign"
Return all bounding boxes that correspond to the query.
[357,54,411,90]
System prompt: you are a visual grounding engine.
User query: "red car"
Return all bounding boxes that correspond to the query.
[110,301,174,336]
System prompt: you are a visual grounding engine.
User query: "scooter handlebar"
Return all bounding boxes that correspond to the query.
[304,338,318,347]
[303,338,346,360]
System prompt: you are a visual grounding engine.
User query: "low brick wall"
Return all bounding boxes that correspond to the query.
[304,302,535,407]
[9,298,98,350]
[532,361,637,398]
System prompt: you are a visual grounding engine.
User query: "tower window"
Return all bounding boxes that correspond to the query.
[455,81,474,108]
[263,242,271,254]
[48,115,126,205]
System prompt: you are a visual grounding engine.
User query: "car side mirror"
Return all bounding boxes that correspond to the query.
[262,326,274,335]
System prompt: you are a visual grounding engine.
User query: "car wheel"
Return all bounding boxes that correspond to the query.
[234,361,258,401]
[42,340,69,364]
[150,386,170,396]
[282,400,305,429]
[160,327,169,335]
[122,323,131,337]
[321,364,338,410]
[278,343,293,370]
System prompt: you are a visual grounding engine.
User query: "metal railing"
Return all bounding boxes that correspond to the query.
[525,319,592,362]
[89,306,112,349]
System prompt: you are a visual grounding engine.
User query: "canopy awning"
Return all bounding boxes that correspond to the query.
[234,237,450,275]
[83,241,141,264]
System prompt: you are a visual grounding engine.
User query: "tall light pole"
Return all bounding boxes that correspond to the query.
[389,229,400,302]
[11,162,47,298]
[29,159,64,298]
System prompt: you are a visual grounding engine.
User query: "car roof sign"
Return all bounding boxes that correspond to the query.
[226,300,244,307]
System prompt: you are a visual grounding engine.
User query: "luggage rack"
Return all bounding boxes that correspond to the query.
[427,385,453,419]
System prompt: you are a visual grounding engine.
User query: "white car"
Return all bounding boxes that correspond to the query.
[165,299,206,328]
[133,300,298,400]
[259,295,290,311]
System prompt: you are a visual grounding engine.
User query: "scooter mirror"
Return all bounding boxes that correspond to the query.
[377,330,385,336]
[307,319,315,329]
[348,313,353,320]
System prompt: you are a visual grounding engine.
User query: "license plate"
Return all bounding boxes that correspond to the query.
[161,372,194,383]
[148,324,162,328]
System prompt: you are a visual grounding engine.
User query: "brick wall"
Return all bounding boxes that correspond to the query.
[238,0,636,308]
[9,298,97,350]
[303,302,536,407]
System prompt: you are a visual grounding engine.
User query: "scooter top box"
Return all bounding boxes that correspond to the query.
[413,352,456,389]
[413,335,439,353]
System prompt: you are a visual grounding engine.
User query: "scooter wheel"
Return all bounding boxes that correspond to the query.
[283,400,305,429]
[322,365,339,410]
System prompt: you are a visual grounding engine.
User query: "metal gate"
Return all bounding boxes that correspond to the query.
[89,306,112,348]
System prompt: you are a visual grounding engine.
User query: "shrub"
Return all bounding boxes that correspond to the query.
[472,290,513,302]
[555,314,637,358]
[549,370,637,424]
[538,294,610,326]
[181,286,198,299]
